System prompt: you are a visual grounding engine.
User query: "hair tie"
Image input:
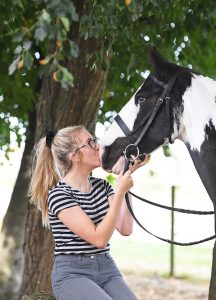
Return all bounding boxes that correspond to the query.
[46,130,58,148]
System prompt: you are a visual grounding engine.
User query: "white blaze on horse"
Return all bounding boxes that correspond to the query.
[100,47,216,297]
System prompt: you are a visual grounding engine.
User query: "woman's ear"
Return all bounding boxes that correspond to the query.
[68,151,80,163]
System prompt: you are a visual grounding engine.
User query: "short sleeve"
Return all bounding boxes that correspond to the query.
[104,180,115,198]
[48,187,78,216]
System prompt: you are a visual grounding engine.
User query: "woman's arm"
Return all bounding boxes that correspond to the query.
[58,170,133,249]
[109,193,133,236]
[109,154,150,236]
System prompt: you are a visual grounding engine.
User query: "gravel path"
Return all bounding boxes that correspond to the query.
[124,272,209,300]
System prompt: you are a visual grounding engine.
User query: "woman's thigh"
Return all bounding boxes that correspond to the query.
[103,276,138,300]
[54,277,113,300]
[51,255,113,300]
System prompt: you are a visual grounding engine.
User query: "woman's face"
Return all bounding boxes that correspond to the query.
[77,129,101,169]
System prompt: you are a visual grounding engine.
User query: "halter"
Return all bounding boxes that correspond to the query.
[115,73,178,164]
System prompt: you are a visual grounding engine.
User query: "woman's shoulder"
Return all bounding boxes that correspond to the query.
[89,176,106,186]
[48,181,72,196]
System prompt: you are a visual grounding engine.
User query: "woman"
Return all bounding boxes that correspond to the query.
[29,125,145,300]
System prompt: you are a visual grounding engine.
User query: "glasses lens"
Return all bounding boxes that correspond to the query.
[89,138,97,149]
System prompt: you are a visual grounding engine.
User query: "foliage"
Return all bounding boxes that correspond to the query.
[106,174,116,186]
[8,0,79,89]
[1,0,216,158]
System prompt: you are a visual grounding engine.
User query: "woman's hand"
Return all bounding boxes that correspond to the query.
[129,154,151,173]
[115,170,133,197]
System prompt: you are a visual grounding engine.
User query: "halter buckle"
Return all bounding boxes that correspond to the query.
[157,98,164,104]
[123,144,140,161]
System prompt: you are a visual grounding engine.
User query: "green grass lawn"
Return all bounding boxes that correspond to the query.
[110,238,213,284]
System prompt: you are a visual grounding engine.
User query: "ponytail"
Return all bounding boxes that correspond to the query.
[29,125,85,226]
[29,137,59,226]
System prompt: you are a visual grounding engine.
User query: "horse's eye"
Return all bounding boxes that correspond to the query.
[138,97,146,103]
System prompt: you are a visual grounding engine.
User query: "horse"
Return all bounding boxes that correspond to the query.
[99,47,216,299]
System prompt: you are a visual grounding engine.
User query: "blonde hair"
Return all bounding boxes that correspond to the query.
[29,125,85,226]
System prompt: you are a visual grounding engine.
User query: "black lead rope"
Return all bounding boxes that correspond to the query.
[123,159,216,246]
[129,191,214,215]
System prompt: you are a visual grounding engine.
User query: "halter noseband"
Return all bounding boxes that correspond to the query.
[114,73,178,164]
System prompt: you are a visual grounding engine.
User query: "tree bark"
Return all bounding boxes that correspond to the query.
[209,241,216,300]
[0,109,36,300]
[19,1,112,297]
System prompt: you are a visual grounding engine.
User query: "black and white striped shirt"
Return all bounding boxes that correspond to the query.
[48,177,115,256]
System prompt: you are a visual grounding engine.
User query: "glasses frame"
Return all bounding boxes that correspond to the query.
[76,137,98,152]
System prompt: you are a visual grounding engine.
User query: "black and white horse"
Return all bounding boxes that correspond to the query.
[100,47,216,298]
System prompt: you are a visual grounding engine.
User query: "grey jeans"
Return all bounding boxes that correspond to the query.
[51,252,138,300]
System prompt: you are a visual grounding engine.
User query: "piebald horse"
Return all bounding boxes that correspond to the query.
[100,47,216,299]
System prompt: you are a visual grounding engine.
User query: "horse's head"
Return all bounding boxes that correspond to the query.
[100,47,193,173]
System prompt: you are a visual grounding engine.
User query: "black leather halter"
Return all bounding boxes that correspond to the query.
[114,73,178,162]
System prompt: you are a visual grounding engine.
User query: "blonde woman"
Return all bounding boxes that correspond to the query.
[29,125,141,300]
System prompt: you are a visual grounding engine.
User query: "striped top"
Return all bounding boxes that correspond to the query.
[48,177,115,256]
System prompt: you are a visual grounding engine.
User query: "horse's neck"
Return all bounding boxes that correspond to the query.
[180,74,216,205]
[185,140,216,206]
[180,74,216,150]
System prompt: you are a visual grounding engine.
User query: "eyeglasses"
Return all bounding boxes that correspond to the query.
[76,137,98,151]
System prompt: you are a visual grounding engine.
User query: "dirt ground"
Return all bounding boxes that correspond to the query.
[124,272,209,300]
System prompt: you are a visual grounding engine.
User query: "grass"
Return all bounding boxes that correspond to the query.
[110,238,213,284]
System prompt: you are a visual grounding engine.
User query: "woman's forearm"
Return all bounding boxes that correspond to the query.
[93,191,125,248]
[115,193,134,235]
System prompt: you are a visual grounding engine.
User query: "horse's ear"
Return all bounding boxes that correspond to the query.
[148,46,170,72]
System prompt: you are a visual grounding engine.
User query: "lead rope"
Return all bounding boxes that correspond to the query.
[123,159,216,246]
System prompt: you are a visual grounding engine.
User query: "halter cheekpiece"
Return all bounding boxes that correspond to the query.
[115,73,178,164]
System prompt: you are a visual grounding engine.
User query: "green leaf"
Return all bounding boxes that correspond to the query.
[105,174,116,186]
[69,3,79,22]
[41,9,51,23]
[64,40,79,58]
[68,40,78,58]
[8,56,20,75]
[14,45,23,54]
[12,29,25,43]
[23,40,32,50]
[24,52,33,70]
[162,145,171,157]
[60,17,70,32]
[49,0,61,6]
[55,66,74,89]
[34,26,47,42]
[150,0,158,6]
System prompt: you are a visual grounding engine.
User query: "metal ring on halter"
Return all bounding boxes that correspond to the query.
[123,144,140,161]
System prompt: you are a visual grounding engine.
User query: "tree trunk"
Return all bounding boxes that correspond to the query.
[19,1,112,297]
[0,109,36,300]
[209,241,216,300]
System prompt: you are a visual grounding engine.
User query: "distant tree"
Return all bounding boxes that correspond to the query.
[0,1,216,299]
